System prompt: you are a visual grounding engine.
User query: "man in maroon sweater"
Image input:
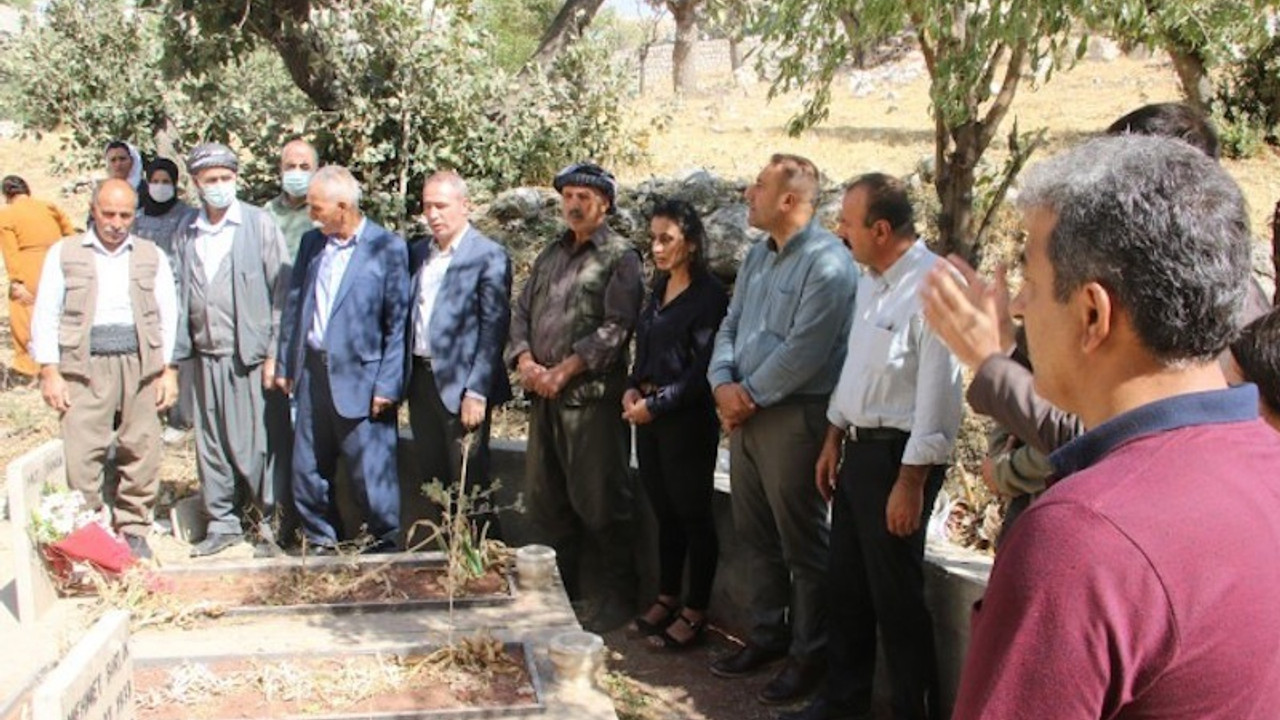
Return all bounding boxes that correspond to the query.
[947,135,1280,718]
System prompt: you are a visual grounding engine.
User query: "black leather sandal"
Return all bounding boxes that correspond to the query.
[648,611,707,651]
[629,598,679,636]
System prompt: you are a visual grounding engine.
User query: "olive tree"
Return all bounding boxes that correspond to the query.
[1,0,643,228]
[756,0,1101,260]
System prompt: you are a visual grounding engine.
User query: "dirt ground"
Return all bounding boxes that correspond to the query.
[2,50,1279,720]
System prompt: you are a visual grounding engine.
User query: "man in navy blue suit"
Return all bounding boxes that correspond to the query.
[275,165,410,553]
[403,172,512,546]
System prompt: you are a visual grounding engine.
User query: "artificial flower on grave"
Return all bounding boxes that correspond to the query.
[30,488,136,586]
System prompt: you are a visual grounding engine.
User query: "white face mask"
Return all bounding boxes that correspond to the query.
[148,183,175,203]
[201,180,237,210]
[282,169,313,198]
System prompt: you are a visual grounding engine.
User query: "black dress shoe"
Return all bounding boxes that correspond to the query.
[189,532,244,558]
[287,542,338,557]
[709,643,788,679]
[758,656,827,705]
[124,534,153,560]
[775,696,870,720]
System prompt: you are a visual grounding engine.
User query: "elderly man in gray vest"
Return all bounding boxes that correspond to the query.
[172,142,292,558]
[31,178,179,560]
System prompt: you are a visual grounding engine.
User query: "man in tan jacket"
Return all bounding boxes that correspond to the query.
[30,179,179,559]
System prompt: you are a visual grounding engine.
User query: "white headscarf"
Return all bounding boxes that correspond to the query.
[104,141,143,189]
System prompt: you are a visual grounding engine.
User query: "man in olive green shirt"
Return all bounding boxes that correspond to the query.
[265,139,318,259]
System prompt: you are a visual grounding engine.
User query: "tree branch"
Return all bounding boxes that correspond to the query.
[977,38,1027,152]
[525,0,606,74]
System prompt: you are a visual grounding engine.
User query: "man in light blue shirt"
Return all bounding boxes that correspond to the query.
[707,154,859,705]
[790,173,962,720]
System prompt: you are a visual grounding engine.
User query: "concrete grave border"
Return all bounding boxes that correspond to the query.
[7,438,65,624]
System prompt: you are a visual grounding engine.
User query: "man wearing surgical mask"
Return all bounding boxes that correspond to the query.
[172,142,293,558]
[266,139,318,259]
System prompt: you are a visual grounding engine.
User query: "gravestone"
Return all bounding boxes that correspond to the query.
[31,611,133,720]
[7,439,64,624]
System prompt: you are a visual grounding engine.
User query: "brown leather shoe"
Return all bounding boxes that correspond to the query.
[758,656,827,705]
[709,643,787,678]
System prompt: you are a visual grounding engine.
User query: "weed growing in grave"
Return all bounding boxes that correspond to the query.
[134,645,533,716]
[405,436,521,603]
[89,567,226,631]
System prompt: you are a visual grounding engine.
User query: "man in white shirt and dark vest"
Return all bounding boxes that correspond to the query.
[31,178,179,560]
[785,174,963,720]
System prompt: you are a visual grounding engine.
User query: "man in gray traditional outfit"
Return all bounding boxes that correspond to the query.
[172,142,292,557]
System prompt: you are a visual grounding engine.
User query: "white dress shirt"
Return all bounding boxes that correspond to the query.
[30,232,179,365]
[411,225,470,359]
[826,241,964,466]
[307,217,367,350]
[192,200,242,278]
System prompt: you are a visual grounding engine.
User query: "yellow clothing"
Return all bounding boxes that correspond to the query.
[0,195,75,375]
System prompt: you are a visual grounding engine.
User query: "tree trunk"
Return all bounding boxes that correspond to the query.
[1168,46,1212,113]
[669,0,700,94]
[526,0,605,73]
[243,1,347,112]
[270,29,345,111]
[150,114,181,164]
[1273,199,1280,306]
[935,123,981,262]
[638,44,650,96]
[728,34,744,71]
[837,11,867,69]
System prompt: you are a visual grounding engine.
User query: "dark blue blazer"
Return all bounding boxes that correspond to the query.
[408,226,513,414]
[278,219,411,419]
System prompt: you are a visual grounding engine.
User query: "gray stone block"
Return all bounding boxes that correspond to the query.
[32,610,133,720]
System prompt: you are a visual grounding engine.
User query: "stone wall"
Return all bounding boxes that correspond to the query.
[633,38,762,94]
[473,169,851,287]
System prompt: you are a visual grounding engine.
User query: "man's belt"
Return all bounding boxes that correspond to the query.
[88,325,139,356]
[847,426,910,443]
[413,355,434,371]
[306,347,330,367]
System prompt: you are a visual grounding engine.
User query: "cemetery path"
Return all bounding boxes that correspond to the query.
[600,624,892,720]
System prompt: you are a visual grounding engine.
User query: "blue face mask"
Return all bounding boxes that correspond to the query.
[281,169,312,198]
[201,180,237,210]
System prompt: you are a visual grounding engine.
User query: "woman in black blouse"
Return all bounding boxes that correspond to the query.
[623,199,729,650]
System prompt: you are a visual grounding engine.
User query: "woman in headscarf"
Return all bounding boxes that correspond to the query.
[132,157,197,256]
[103,140,143,191]
[131,156,198,437]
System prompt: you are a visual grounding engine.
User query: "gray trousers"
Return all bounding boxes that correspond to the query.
[194,353,270,536]
[166,356,196,429]
[729,400,830,659]
[524,394,635,602]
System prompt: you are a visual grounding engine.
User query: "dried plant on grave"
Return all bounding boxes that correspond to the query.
[407,631,525,685]
[134,642,528,715]
[250,563,403,606]
[89,566,226,631]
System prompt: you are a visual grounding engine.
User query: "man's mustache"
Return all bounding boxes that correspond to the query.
[567,208,585,220]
